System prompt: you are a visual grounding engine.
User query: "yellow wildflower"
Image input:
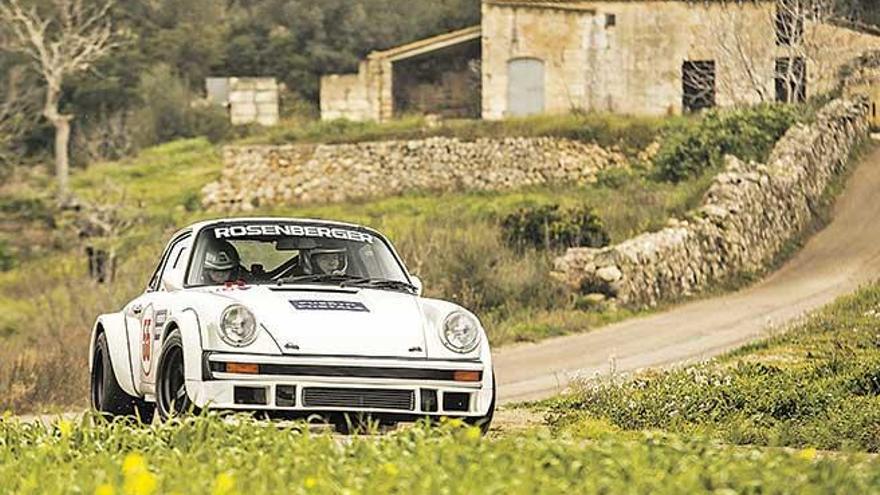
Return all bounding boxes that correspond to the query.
[58,419,73,439]
[124,471,157,495]
[798,447,818,461]
[94,483,115,495]
[122,453,147,476]
[304,476,318,489]
[382,463,399,477]
[444,418,464,429]
[212,472,236,495]
[122,453,156,495]
[464,426,482,441]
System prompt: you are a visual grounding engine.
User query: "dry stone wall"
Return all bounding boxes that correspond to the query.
[553,97,870,307]
[203,137,627,209]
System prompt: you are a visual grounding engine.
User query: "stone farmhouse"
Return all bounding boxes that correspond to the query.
[320,0,879,122]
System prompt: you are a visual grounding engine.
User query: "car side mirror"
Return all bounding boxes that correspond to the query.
[410,276,423,296]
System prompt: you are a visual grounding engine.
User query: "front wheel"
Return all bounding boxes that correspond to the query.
[91,332,154,423]
[155,329,199,420]
[466,372,496,434]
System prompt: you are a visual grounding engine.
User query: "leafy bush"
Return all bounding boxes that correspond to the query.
[594,167,635,189]
[188,103,232,144]
[131,64,230,148]
[501,204,610,251]
[390,219,568,321]
[549,284,880,452]
[654,104,803,182]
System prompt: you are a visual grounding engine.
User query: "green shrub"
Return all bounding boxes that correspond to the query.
[390,219,568,321]
[594,167,635,189]
[131,64,230,147]
[653,104,803,182]
[501,204,610,251]
[188,104,232,144]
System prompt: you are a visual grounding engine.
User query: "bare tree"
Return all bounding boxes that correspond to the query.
[692,0,860,108]
[0,0,121,200]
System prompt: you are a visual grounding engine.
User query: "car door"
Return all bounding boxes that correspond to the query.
[126,233,191,395]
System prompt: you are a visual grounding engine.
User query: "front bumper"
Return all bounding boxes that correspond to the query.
[186,352,494,417]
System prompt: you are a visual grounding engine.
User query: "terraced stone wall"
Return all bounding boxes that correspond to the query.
[553,97,871,307]
[203,137,626,209]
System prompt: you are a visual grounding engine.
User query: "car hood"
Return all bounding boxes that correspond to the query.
[200,285,428,358]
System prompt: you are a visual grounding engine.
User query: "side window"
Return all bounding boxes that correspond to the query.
[147,235,191,292]
[164,245,190,283]
[158,240,190,291]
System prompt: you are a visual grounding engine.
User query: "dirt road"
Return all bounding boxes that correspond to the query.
[495,146,880,404]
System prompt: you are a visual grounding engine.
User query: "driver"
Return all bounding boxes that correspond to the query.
[202,238,242,284]
[307,248,348,275]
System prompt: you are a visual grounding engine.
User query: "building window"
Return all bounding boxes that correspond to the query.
[775,57,807,103]
[605,14,616,27]
[682,61,716,113]
[775,0,804,46]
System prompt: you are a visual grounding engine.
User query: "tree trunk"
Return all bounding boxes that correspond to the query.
[52,114,72,198]
[43,83,73,201]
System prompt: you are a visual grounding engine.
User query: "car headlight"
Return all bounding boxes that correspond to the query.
[440,311,481,353]
[219,305,257,347]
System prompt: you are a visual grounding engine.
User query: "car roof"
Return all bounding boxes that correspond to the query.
[173,217,377,239]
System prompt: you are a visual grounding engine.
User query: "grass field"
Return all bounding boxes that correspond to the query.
[548,283,880,453]
[1,414,878,494]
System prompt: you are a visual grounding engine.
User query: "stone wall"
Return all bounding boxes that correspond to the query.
[202,137,626,209]
[206,77,279,126]
[320,70,373,122]
[553,97,870,307]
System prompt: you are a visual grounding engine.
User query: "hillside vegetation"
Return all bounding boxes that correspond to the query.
[0,102,823,413]
[549,282,880,452]
[0,136,711,413]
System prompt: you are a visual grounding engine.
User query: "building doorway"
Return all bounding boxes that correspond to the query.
[507,58,545,116]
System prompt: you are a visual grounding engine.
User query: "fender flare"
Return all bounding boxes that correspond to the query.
[163,308,206,383]
[90,313,138,398]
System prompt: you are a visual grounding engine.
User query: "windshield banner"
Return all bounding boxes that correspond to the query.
[214,224,374,243]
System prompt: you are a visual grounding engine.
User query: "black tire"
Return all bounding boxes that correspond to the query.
[156,329,199,420]
[90,332,155,423]
[466,371,496,435]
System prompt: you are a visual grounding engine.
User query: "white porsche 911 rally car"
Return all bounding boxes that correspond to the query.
[89,218,495,430]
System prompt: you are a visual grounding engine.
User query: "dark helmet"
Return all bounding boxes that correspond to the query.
[204,238,240,271]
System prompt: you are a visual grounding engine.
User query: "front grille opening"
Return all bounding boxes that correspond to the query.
[442,392,470,412]
[302,387,415,411]
[234,386,268,405]
[276,385,297,407]
[420,389,438,412]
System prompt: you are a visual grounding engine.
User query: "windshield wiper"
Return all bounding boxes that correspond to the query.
[342,278,418,293]
[277,273,366,286]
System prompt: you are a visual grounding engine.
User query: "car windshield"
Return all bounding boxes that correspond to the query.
[186,221,411,289]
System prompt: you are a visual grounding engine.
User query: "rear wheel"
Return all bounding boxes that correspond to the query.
[156,329,198,420]
[90,332,155,423]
